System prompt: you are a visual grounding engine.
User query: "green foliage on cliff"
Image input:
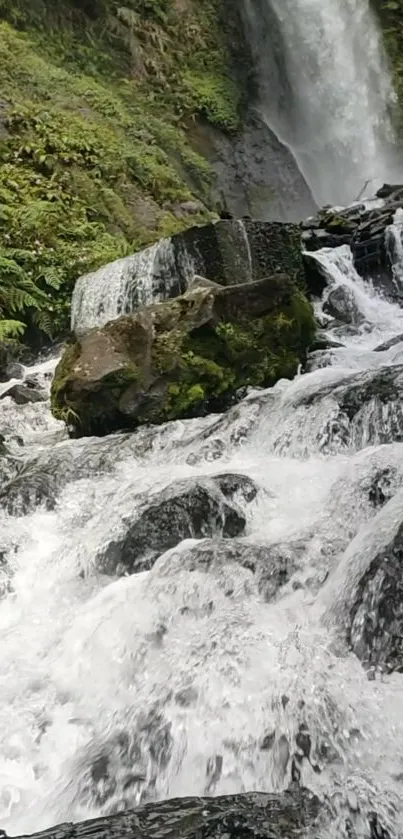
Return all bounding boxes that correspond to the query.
[0,0,239,343]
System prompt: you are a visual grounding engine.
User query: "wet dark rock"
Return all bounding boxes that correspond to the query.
[169,537,300,601]
[368,468,396,508]
[213,472,258,504]
[1,464,59,515]
[0,426,180,515]
[376,183,403,200]
[78,711,172,811]
[1,383,47,405]
[260,730,276,751]
[301,191,403,301]
[301,251,329,298]
[189,111,316,222]
[323,286,364,325]
[373,333,403,352]
[0,343,8,381]
[98,475,257,575]
[349,514,403,673]
[10,787,322,839]
[310,332,346,352]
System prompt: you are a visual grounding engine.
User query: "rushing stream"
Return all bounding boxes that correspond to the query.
[2,216,403,836]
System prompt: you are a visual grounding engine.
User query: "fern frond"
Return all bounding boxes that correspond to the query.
[0,319,26,340]
[32,308,53,336]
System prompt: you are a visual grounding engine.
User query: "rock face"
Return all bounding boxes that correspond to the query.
[189,112,317,222]
[0,382,47,405]
[97,474,257,575]
[165,537,300,602]
[52,274,315,436]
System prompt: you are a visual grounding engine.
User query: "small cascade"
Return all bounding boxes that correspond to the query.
[71,238,193,334]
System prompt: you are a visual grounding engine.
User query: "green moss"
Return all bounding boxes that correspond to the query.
[50,340,81,420]
[161,289,315,420]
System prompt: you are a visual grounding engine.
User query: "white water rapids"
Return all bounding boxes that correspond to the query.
[4,228,403,836]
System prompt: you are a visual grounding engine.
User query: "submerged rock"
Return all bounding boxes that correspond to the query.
[52,274,315,437]
[97,474,257,575]
[170,537,301,602]
[323,285,364,325]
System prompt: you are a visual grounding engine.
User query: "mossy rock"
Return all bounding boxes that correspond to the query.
[51,274,315,436]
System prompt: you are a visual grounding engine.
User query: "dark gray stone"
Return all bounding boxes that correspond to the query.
[188,111,316,222]
[349,516,403,673]
[173,537,300,602]
[374,333,403,352]
[323,286,364,325]
[98,475,259,575]
[1,383,47,405]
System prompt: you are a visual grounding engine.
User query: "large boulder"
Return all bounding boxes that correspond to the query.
[166,537,301,602]
[52,274,315,437]
[97,474,257,575]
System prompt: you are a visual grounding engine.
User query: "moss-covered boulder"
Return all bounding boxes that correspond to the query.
[51,274,315,437]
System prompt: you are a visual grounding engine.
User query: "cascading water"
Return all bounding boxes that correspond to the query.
[3,222,403,836]
[241,0,398,206]
[70,220,258,334]
[71,239,191,335]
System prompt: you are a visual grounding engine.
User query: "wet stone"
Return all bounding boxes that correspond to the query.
[97,475,258,575]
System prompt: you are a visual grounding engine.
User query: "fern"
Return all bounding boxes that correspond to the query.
[0,319,26,340]
[32,307,53,336]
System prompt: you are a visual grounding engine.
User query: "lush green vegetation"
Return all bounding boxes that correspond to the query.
[0,0,240,344]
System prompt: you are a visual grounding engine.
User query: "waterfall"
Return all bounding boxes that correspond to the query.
[241,0,397,206]
[71,221,262,334]
[71,238,190,335]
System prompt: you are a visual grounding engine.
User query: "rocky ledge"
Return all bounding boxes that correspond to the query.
[302,183,403,298]
[51,274,314,437]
